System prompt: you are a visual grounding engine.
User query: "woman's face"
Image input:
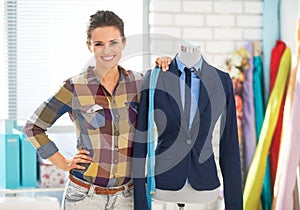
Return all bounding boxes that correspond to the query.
[88,26,125,70]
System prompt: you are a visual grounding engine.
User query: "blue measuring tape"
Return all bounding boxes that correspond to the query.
[147,67,160,210]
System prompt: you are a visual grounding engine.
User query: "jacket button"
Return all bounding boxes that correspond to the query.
[187,139,192,144]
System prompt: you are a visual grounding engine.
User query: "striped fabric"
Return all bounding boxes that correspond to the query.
[23,66,143,187]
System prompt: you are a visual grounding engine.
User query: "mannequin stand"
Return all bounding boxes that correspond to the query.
[152,185,220,210]
[177,203,185,210]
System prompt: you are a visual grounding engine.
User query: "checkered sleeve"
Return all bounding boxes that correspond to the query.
[23,80,73,159]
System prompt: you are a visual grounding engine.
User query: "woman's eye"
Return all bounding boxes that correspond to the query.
[95,43,103,47]
[110,41,118,46]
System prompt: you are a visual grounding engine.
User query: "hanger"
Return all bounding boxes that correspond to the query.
[253,41,261,56]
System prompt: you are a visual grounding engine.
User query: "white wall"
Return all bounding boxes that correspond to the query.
[149,0,263,69]
[280,0,300,59]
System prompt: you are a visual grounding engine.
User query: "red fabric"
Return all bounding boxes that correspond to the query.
[269,40,286,189]
[270,40,286,90]
[270,91,287,188]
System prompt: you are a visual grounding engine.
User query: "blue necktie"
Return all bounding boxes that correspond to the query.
[184,67,192,126]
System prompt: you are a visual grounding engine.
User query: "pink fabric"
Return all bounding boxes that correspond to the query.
[273,61,300,210]
[273,19,300,210]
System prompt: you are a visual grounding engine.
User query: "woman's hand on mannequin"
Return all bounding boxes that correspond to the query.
[48,150,92,171]
[155,56,172,71]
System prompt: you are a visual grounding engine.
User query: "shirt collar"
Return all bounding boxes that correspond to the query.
[87,65,128,83]
[175,54,202,73]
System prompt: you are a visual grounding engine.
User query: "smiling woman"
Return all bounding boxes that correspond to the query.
[23,10,144,210]
[88,27,125,79]
[1,0,145,121]
[86,14,127,95]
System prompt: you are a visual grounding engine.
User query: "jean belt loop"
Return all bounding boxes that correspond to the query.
[122,183,131,197]
[87,184,95,197]
[124,184,128,192]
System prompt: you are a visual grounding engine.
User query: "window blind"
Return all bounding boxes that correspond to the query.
[3,0,145,121]
[0,1,6,119]
[1,0,15,120]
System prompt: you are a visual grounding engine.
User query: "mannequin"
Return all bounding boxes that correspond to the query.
[133,40,242,210]
[152,42,220,204]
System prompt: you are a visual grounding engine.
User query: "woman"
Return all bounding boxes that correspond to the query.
[23,10,169,210]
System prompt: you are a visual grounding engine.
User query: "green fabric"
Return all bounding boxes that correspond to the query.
[253,55,272,210]
[261,158,272,210]
[253,56,265,138]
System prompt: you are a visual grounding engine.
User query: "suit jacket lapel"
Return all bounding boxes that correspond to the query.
[190,59,219,138]
[160,59,190,132]
[197,60,217,114]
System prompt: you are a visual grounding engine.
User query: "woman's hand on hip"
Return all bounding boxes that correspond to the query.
[65,150,92,171]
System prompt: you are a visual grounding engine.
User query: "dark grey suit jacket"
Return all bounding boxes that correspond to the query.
[133,58,243,210]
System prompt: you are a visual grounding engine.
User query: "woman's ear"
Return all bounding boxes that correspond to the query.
[86,41,92,52]
[121,37,126,49]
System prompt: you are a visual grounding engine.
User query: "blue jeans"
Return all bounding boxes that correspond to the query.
[61,177,133,210]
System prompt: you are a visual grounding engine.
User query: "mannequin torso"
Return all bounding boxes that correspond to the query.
[152,43,220,204]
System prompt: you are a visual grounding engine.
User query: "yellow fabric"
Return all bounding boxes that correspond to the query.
[243,48,291,210]
[259,202,263,210]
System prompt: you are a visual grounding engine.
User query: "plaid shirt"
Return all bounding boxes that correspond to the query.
[23,66,143,187]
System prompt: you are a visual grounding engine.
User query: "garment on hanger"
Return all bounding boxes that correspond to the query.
[269,40,286,190]
[253,42,265,140]
[260,40,287,210]
[271,53,299,210]
[225,47,249,184]
[243,47,291,210]
[243,42,257,179]
[272,19,300,210]
[252,42,267,210]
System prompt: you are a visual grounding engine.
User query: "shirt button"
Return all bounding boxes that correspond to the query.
[114,159,118,163]
[115,114,119,118]
[187,139,192,145]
